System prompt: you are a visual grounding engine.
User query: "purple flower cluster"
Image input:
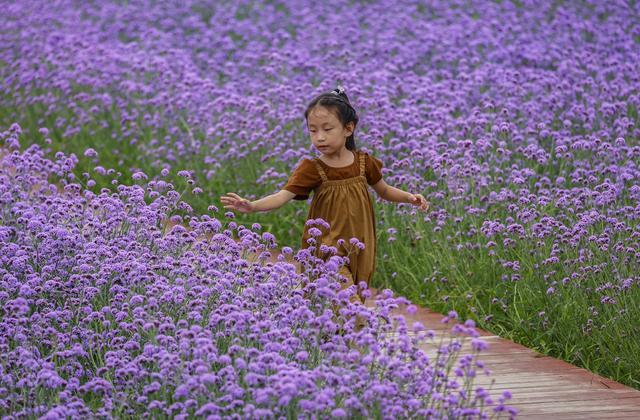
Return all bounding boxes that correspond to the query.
[0,136,512,417]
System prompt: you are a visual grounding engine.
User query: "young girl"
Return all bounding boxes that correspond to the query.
[220,87,429,302]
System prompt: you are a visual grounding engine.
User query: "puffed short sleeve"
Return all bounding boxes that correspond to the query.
[364,152,383,185]
[283,159,321,200]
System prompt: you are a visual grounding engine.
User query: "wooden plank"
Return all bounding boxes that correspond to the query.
[507,388,640,400]
[473,375,621,387]
[510,391,640,404]
[516,398,640,414]
[481,381,626,391]
[520,411,640,419]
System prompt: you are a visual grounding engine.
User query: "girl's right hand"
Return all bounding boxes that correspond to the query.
[220,192,254,213]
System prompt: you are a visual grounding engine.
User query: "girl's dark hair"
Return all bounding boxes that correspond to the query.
[304,87,359,151]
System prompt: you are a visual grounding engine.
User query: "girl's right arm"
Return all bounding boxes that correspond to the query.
[220,190,296,213]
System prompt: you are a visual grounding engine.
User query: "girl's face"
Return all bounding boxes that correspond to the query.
[306,105,354,155]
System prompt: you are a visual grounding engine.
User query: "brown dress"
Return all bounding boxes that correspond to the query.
[283,150,382,292]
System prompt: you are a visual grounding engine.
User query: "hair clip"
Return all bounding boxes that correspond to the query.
[333,85,345,95]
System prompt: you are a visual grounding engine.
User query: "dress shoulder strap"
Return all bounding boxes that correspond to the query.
[313,158,328,182]
[358,152,366,177]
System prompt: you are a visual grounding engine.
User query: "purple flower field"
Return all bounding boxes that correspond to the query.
[0,127,511,417]
[1,0,639,415]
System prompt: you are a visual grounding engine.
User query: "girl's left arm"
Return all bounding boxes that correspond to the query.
[372,179,429,211]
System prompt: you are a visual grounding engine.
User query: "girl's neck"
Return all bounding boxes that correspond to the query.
[319,147,355,166]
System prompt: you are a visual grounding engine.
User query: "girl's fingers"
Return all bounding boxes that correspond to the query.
[411,194,423,206]
[414,194,429,211]
[221,194,254,213]
[221,195,242,204]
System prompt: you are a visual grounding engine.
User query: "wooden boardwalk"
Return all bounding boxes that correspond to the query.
[249,243,640,418]
[364,291,640,418]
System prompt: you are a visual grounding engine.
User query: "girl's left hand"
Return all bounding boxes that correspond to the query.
[408,193,429,211]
